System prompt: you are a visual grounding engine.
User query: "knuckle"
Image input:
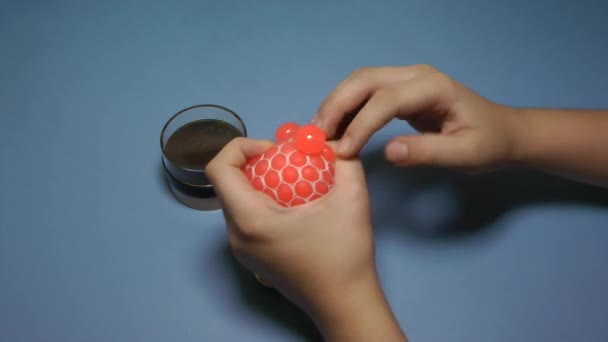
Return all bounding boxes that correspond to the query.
[230,136,246,147]
[351,66,373,79]
[429,72,457,100]
[430,71,453,88]
[206,137,245,174]
[415,63,438,74]
[205,159,219,176]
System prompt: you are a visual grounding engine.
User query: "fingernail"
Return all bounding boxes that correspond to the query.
[387,142,408,162]
[312,117,323,128]
[338,136,350,155]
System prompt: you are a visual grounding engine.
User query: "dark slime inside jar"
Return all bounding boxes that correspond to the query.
[163,118,243,201]
[164,119,243,171]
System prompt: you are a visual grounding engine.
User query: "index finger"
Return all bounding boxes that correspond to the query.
[314,65,436,138]
[337,71,455,158]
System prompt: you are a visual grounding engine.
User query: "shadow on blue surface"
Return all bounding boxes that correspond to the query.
[217,244,323,341]
[362,148,608,240]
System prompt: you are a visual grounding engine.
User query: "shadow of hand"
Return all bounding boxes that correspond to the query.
[215,243,322,341]
[361,147,608,240]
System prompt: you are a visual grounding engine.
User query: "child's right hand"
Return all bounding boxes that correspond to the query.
[313,65,523,173]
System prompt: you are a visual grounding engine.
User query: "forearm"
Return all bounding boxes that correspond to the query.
[308,271,407,342]
[511,108,608,187]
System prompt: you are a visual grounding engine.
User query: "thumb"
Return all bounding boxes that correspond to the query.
[384,133,476,168]
[206,137,276,213]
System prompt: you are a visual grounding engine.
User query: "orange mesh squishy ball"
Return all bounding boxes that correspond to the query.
[243,123,336,207]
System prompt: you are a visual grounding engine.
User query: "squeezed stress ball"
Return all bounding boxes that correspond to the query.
[243,122,336,207]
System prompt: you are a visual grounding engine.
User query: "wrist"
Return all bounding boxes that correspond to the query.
[496,107,608,186]
[308,270,407,342]
[501,105,535,167]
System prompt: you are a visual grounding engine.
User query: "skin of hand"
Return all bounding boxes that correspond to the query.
[312,64,608,186]
[206,137,407,342]
[312,64,518,173]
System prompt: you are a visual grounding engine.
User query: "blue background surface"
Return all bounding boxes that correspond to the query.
[1,1,608,341]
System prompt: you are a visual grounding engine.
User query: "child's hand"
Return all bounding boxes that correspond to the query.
[313,65,521,172]
[206,138,406,341]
